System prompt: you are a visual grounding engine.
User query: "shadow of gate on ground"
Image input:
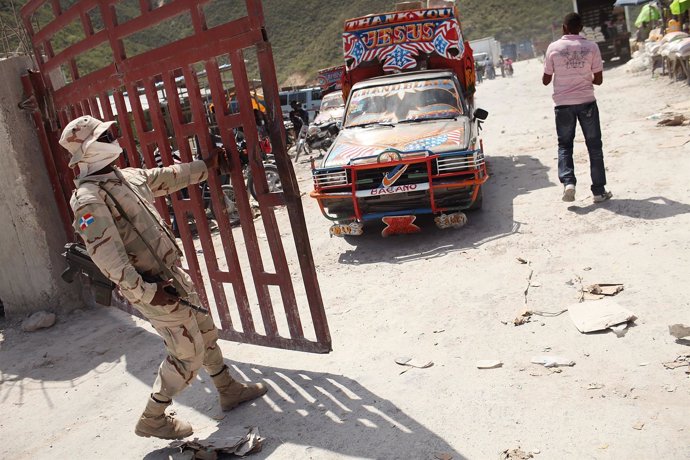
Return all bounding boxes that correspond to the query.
[0,307,465,459]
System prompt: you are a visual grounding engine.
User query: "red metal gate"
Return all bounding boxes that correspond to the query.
[20,0,331,353]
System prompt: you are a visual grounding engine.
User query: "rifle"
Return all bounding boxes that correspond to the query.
[61,243,209,315]
[140,274,209,315]
[62,243,115,306]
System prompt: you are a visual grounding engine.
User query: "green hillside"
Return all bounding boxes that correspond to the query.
[2,0,574,85]
[264,0,573,84]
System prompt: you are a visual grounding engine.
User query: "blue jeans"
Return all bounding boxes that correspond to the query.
[555,101,607,195]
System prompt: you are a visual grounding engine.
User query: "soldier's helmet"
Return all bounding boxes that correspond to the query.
[59,116,116,167]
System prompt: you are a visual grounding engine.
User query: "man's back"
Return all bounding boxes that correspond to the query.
[544,35,602,106]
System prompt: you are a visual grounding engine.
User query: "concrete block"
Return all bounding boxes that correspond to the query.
[0,56,82,317]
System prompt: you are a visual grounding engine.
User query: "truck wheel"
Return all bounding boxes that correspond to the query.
[248,164,282,200]
[467,186,483,211]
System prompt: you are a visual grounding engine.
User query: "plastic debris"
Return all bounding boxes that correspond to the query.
[476,360,503,369]
[531,356,575,368]
[633,422,645,430]
[170,426,263,458]
[568,299,636,333]
[21,311,56,332]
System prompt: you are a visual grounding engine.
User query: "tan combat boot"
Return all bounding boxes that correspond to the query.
[134,395,193,439]
[211,365,268,411]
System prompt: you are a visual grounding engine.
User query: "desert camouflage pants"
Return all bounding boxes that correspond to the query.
[134,268,225,401]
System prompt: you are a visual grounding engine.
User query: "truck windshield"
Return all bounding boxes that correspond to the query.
[344,78,464,128]
[320,92,344,110]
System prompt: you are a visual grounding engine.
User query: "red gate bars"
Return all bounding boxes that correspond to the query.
[20,0,331,353]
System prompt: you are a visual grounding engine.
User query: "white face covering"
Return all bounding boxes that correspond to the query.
[76,140,123,179]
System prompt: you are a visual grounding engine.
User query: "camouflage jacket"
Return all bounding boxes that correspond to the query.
[70,161,208,306]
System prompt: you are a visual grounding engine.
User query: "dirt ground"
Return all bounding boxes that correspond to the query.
[2,59,690,459]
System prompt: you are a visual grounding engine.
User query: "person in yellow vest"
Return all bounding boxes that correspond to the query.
[667,17,681,32]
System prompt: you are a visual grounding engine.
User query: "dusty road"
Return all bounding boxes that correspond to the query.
[2,59,690,459]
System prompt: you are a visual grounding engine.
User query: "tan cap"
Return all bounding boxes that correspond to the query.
[59,116,116,167]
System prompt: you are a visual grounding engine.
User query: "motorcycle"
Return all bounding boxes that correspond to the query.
[161,130,282,229]
[283,116,295,150]
[224,131,281,202]
[295,119,340,161]
[294,124,310,161]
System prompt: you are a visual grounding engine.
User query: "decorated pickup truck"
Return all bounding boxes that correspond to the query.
[310,5,489,237]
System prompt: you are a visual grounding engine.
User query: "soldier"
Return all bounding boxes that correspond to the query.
[59,115,267,440]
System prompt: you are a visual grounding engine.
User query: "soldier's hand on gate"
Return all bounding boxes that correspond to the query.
[217,147,232,175]
[204,147,225,171]
[151,280,179,306]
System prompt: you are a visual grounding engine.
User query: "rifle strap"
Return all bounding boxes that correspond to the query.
[97,182,189,298]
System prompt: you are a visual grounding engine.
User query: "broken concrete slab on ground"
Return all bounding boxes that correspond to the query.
[531,356,575,368]
[668,324,690,339]
[476,360,503,369]
[568,298,637,335]
[394,357,434,369]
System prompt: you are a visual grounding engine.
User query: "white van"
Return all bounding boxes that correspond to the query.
[279,87,322,122]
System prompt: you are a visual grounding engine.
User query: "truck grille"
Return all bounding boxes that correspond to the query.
[354,162,429,190]
[313,169,348,188]
[436,152,484,173]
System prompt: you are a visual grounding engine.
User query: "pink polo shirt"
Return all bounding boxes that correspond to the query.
[544,35,603,106]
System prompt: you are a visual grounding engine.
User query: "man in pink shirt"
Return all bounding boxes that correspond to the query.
[543,13,612,203]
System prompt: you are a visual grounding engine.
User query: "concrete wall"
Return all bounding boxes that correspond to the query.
[0,56,82,318]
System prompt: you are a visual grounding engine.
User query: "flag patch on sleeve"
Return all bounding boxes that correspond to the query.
[79,213,95,230]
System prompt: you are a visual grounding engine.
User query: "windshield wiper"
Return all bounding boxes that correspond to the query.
[348,121,395,128]
[397,116,460,124]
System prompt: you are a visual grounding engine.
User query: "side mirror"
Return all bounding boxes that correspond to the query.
[474,108,489,121]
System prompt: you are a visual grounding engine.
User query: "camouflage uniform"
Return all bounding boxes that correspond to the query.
[71,162,225,400]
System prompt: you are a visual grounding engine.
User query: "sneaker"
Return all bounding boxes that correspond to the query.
[593,191,613,203]
[562,184,576,202]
